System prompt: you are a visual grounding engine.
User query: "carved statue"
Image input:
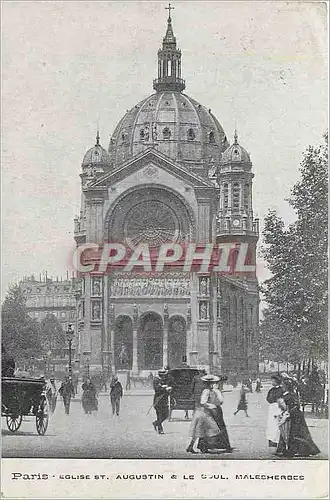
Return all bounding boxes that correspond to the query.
[92,302,101,320]
[164,302,169,316]
[92,279,101,296]
[109,303,115,317]
[144,125,150,142]
[199,302,208,320]
[200,277,208,296]
[142,278,148,295]
[118,343,129,365]
[123,279,129,296]
[135,279,141,296]
[152,124,158,141]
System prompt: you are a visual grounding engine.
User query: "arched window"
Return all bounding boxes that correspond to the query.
[187,128,195,141]
[223,183,229,209]
[163,127,171,140]
[232,183,240,211]
[209,131,215,144]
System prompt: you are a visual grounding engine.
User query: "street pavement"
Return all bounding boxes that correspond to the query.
[2,384,328,460]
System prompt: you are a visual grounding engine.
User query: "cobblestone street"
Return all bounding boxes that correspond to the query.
[2,383,328,460]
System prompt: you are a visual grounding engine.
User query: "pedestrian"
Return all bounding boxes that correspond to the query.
[126,370,131,391]
[234,384,250,417]
[191,369,207,410]
[46,376,57,413]
[276,377,320,457]
[58,376,75,415]
[255,378,262,393]
[81,378,98,414]
[110,375,123,416]
[72,373,79,396]
[152,369,172,434]
[266,374,283,447]
[1,344,15,377]
[196,375,233,454]
[187,374,232,454]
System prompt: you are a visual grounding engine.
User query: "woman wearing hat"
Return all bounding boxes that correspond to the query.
[266,374,283,447]
[187,374,232,454]
[276,377,320,457]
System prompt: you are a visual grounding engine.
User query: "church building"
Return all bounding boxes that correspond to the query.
[73,8,260,377]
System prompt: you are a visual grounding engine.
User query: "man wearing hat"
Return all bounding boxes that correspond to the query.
[110,375,123,416]
[266,374,284,447]
[152,369,172,434]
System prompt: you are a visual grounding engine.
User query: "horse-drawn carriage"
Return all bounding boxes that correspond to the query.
[1,376,49,435]
[167,367,200,421]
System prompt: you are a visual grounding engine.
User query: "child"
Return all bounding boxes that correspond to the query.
[234,384,250,417]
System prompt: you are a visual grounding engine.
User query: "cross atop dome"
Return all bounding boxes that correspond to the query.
[165,3,174,19]
[153,4,185,92]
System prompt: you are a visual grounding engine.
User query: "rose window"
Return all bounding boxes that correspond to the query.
[124,200,180,247]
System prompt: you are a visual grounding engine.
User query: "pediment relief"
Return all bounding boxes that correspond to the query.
[88,149,215,190]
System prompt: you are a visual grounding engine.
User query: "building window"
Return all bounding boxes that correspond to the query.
[244,183,249,211]
[232,183,240,211]
[223,183,229,209]
[209,131,215,144]
[187,128,195,141]
[163,127,171,140]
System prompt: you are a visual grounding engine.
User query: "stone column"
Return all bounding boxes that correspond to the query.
[108,302,115,377]
[185,303,192,362]
[162,303,169,368]
[189,273,198,366]
[132,304,139,374]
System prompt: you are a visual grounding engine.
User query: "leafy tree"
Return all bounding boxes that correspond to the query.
[261,134,328,364]
[40,313,66,351]
[1,283,42,364]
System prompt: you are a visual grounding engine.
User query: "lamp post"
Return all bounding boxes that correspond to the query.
[66,324,74,377]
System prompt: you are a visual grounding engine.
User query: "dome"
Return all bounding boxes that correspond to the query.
[108,91,229,171]
[82,132,112,168]
[221,131,251,164]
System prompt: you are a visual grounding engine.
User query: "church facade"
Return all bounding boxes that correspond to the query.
[73,11,260,377]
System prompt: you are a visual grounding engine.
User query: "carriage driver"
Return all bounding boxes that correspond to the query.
[152,368,172,434]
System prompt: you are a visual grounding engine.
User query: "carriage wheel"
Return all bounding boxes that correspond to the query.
[6,414,23,433]
[36,396,49,435]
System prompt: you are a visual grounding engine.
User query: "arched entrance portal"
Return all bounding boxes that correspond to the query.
[138,312,163,370]
[114,315,133,370]
[168,316,187,368]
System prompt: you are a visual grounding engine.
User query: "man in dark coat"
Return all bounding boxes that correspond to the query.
[152,369,172,434]
[110,375,123,416]
[59,376,75,415]
[1,344,16,377]
[191,369,207,410]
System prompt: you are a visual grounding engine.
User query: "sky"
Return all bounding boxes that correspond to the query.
[1,1,328,299]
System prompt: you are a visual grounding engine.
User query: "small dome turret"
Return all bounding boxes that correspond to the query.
[221,130,251,165]
[82,131,112,169]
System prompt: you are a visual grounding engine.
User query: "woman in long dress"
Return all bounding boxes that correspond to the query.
[266,374,283,447]
[186,375,232,453]
[81,378,98,415]
[197,378,233,453]
[276,378,320,457]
